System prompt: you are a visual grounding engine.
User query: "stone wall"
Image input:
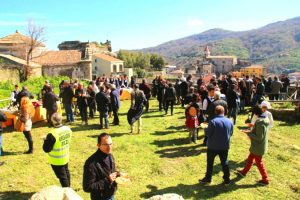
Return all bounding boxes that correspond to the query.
[0,66,20,82]
[269,108,300,123]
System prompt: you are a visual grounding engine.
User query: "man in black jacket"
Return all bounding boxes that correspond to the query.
[83,133,118,200]
[59,81,74,123]
[43,86,59,126]
[96,86,110,129]
[110,84,120,125]
[0,111,7,166]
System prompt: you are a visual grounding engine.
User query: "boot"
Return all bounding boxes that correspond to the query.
[130,125,134,133]
[24,131,33,154]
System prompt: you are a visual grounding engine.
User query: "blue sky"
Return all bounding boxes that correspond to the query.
[0,0,299,51]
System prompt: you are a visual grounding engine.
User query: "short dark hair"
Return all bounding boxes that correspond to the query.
[98,133,111,144]
[207,84,215,91]
[100,85,105,91]
[252,105,263,116]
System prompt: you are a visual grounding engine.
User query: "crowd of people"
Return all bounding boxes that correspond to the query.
[0,72,282,199]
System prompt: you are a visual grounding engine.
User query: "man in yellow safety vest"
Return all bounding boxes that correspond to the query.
[43,113,72,187]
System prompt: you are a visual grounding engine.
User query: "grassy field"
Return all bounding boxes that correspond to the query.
[0,99,300,200]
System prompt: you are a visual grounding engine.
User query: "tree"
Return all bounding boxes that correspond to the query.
[150,54,165,70]
[21,20,46,81]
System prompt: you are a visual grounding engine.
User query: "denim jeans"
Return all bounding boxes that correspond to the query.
[205,149,230,182]
[100,111,109,128]
[64,103,74,122]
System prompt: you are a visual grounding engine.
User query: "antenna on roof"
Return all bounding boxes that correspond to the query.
[16,30,19,33]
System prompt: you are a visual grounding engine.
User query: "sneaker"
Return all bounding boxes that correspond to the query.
[257,180,269,186]
[223,180,231,186]
[199,178,211,185]
[236,170,246,177]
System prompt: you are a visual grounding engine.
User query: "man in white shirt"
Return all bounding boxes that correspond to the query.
[10,84,20,106]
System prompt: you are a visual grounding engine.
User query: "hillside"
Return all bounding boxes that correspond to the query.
[140,17,300,70]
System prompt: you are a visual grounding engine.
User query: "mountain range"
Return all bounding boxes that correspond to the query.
[139,16,300,71]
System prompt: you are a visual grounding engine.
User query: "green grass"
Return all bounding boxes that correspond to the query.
[0,100,300,200]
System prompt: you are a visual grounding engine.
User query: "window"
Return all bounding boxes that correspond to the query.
[95,59,97,63]
[95,66,98,70]
[113,65,117,72]
[119,64,123,71]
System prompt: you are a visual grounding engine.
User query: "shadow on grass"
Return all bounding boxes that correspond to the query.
[151,138,189,147]
[166,125,186,130]
[142,114,165,118]
[1,151,24,156]
[140,175,260,199]
[152,130,186,136]
[0,191,34,200]
[155,144,206,158]
[71,124,101,132]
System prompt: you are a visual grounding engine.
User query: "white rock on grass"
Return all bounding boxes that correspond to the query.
[29,185,82,200]
[147,193,184,200]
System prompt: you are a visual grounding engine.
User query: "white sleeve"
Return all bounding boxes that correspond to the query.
[202,99,208,111]
[268,112,274,128]
[10,92,16,101]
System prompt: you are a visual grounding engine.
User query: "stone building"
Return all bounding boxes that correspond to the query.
[32,50,92,80]
[198,46,237,76]
[0,30,46,60]
[0,53,42,82]
[58,40,111,59]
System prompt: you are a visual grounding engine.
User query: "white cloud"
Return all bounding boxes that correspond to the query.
[187,18,204,27]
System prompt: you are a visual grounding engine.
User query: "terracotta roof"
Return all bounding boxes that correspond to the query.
[0,30,45,47]
[0,54,41,68]
[94,53,123,62]
[33,50,81,66]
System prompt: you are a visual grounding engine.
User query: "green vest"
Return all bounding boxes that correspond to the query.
[48,126,72,165]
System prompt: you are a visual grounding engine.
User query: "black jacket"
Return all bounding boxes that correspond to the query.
[0,111,7,133]
[96,91,110,112]
[43,92,59,112]
[16,89,34,105]
[59,86,74,104]
[83,149,117,200]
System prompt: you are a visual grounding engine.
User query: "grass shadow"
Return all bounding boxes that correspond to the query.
[155,144,206,158]
[152,130,186,136]
[0,191,35,200]
[143,114,164,118]
[1,151,24,156]
[140,176,260,199]
[151,138,189,147]
[166,125,186,130]
[71,124,101,132]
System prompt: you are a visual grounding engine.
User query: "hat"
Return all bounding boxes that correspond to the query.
[260,101,271,109]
